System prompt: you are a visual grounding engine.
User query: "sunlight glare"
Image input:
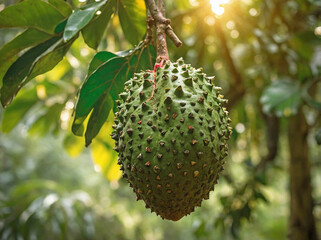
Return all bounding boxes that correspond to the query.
[315,26,321,37]
[209,0,230,16]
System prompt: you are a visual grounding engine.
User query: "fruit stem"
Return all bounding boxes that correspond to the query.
[145,0,182,63]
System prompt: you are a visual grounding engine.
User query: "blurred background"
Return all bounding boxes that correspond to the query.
[0,0,321,239]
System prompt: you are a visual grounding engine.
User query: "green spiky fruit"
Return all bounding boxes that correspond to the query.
[112,58,231,221]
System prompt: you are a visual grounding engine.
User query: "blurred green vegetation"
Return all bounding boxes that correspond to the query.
[0,0,321,239]
[0,123,291,240]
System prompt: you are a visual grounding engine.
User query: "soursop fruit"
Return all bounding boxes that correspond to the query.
[112,58,231,221]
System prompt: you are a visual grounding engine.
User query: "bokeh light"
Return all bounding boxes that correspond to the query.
[209,0,231,16]
[315,26,321,37]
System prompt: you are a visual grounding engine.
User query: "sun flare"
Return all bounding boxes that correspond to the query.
[209,0,231,16]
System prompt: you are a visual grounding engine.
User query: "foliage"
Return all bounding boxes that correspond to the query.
[0,0,321,239]
[72,44,155,145]
[0,127,290,240]
[260,78,301,117]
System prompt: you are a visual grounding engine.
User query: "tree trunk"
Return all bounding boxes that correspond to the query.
[288,109,318,240]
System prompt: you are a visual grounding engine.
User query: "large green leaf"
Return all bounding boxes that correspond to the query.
[82,0,115,49]
[25,37,77,83]
[118,0,146,45]
[72,56,128,134]
[87,51,118,76]
[0,28,52,88]
[0,20,74,108]
[72,44,156,143]
[0,0,65,34]
[0,28,52,70]
[63,0,108,42]
[1,88,38,133]
[260,78,302,117]
[0,36,61,107]
[72,51,117,136]
[85,94,113,146]
[48,0,73,17]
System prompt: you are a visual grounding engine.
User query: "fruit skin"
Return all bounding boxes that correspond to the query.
[112,58,231,221]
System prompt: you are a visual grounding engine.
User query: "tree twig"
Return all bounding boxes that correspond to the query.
[157,0,166,17]
[144,16,154,45]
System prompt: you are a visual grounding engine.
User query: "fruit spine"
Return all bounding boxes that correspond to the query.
[112,58,231,221]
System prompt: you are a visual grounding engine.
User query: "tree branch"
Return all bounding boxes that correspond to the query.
[145,0,182,62]
[144,16,154,45]
[155,0,168,61]
[157,0,166,16]
[214,18,245,109]
[256,113,280,171]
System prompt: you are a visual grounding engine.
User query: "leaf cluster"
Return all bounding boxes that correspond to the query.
[0,0,155,144]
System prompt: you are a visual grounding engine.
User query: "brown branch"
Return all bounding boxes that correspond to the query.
[144,16,154,45]
[155,0,168,61]
[288,108,318,240]
[214,18,245,109]
[145,0,182,62]
[165,26,182,48]
[256,113,280,172]
[157,0,166,16]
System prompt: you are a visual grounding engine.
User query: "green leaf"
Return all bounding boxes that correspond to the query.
[25,37,77,83]
[85,94,113,146]
[115,44,156,72]
[54,19,68,34]
[72,56,128,134]
[72,44,156,141]
[135,44,157,71]
[63,0,108,42]
[0,28,52,70]
[260,78,302,117]
[0,36,61,107]
[82,0,115,49]
[118,0,146,45]
[48,0,73,17]
[1,88,38,133]
[72,51,117,135]
[0,58,15,88]
[0,0,65,34]
[87,51,118,76]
